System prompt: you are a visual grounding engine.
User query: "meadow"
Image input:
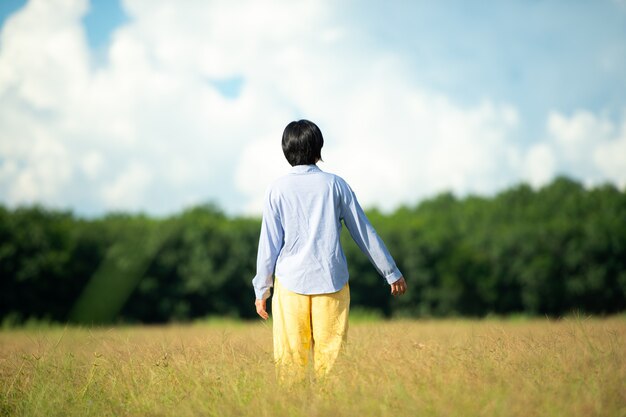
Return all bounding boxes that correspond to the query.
[1,317,624,417]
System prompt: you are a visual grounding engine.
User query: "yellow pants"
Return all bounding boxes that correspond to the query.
[272,278,350,382]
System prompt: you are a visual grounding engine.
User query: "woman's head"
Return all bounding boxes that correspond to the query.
[282,119,324,166]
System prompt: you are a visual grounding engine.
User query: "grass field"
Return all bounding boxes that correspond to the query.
[1,316,624,417]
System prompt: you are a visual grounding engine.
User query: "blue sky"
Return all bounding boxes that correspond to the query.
[0,0,625,216]
[346,1,626,133]
[1,0,127,47]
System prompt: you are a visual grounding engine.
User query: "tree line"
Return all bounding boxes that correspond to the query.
[1,176,624,325]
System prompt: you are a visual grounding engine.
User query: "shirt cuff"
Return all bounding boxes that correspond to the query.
[384,269,403,285]
[254,286,272,301]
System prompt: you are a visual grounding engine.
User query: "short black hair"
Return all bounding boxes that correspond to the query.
[282,119,324,166]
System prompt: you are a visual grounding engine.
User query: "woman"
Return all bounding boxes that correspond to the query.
[252,119,407,382]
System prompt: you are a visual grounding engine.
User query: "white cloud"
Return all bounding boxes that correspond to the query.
[0,0,296,213]
[0,0,90,110]
[0,0,345,214]
[5,133,73,206]
[236,57,523,213]
[0,0,624,216]
[547,110,614,164]
[594,139,626,188]
[234,131,292,213]
[101,162,152,210]
[81,151,104,179]
[530,110,626,187]
[523,143,556,188]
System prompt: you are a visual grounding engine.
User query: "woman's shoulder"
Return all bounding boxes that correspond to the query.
[320,171,353,197]
[267,168,352,193]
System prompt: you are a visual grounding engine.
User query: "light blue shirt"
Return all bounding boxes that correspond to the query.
[252,164,403,300]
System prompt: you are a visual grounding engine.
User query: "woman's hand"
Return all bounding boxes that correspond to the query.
[390,277,407,296]
[255,299,269,320]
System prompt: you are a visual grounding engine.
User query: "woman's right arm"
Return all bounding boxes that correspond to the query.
[251,188,284,302]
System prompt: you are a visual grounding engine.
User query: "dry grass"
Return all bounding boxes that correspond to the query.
[1,317,625,417]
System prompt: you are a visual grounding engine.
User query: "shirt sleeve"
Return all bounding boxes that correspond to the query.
[340,181,403,285]
[251,187,284,300]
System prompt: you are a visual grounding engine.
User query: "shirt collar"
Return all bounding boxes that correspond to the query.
[290,164,322,174]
